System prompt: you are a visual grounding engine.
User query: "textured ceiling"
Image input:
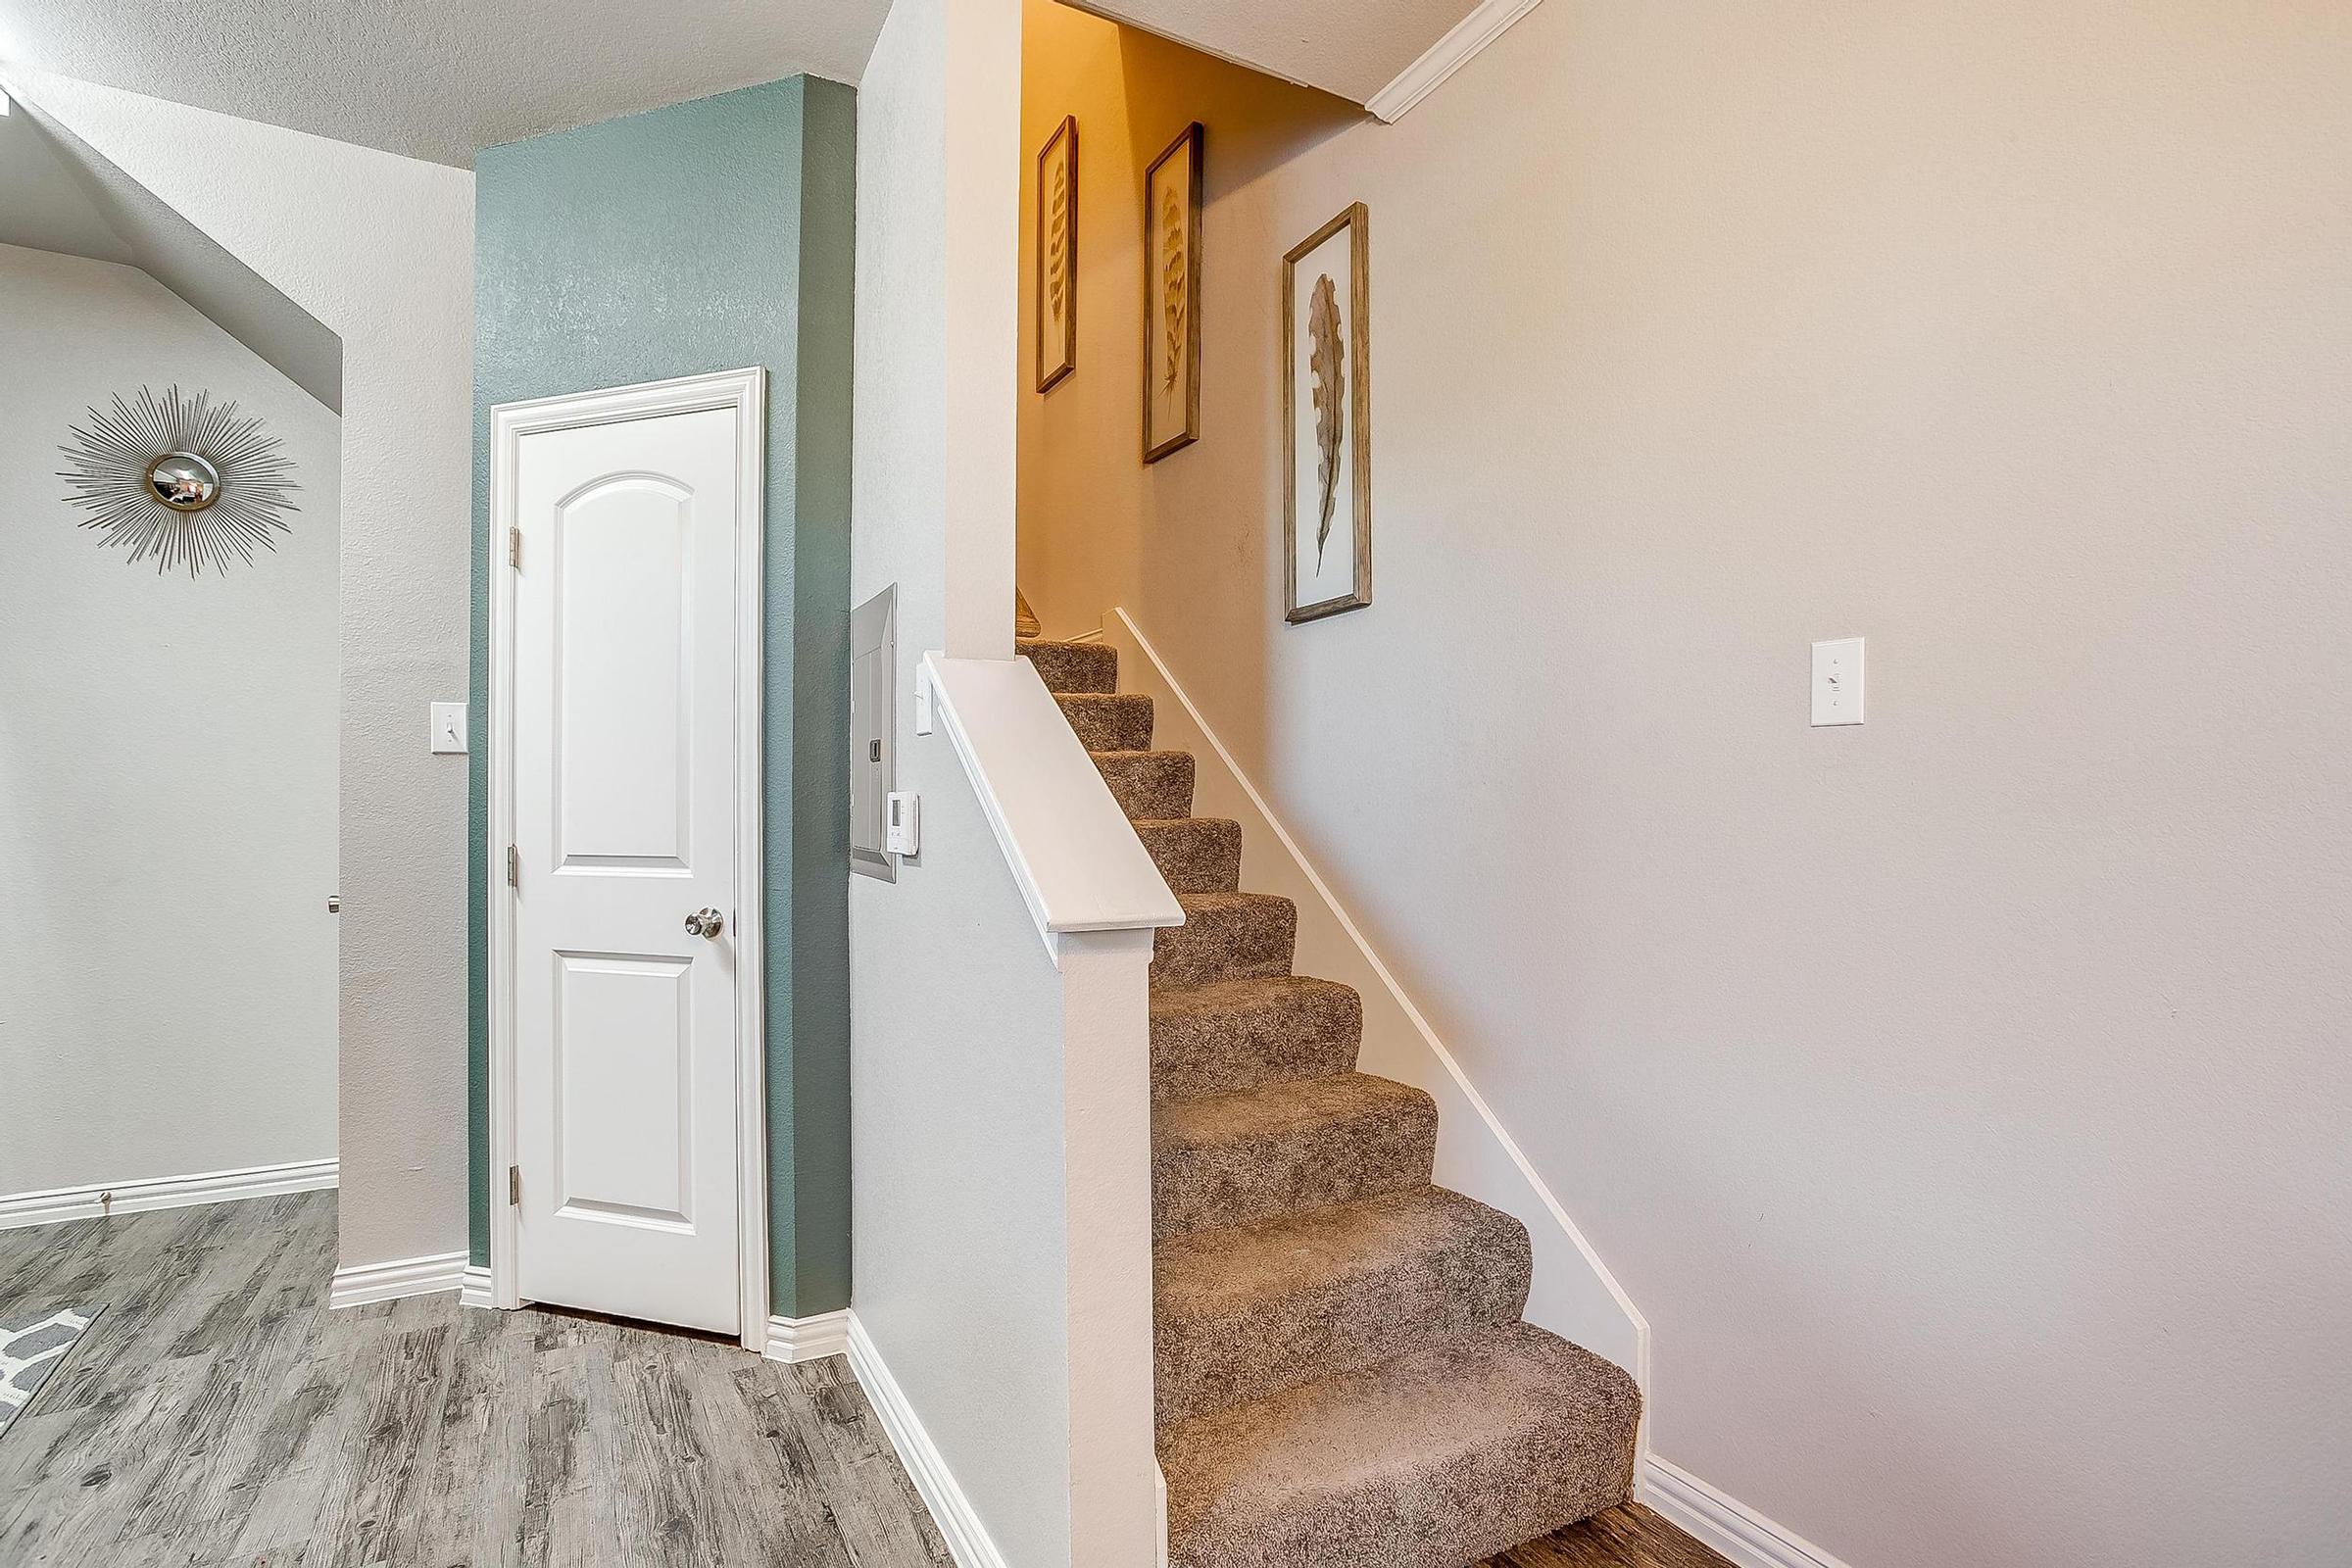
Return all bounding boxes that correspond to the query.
[0,0,891,167]
[1060,0,1484,104]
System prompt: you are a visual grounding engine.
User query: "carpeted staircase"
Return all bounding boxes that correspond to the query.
[1019,635,1642,1568]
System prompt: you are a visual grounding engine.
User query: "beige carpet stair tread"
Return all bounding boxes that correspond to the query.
[1158,1321,1642,1568]
[1153,1072,1436,1239]
[1016,637,1118,694]
[1057,691,1155,751]
[1093,749,1196,820]
[1152,892,1298,989]
[1154,1186,1532,1425]
[1151,975,1362,1101]
[1027,606,1640,1562]
[1134,817,1244,894]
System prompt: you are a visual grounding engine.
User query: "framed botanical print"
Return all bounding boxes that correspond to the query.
[1142,122,1203,462]
[1283,203,1371,622]
[1035,115,1078,393]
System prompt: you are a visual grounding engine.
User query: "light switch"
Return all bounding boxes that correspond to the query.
[1811,639,1864,726]
[430,702,468,754]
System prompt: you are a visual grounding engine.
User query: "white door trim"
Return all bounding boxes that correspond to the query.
[488,366,769,1351]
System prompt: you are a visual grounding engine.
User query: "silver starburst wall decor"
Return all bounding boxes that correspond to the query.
[57,385,300,576]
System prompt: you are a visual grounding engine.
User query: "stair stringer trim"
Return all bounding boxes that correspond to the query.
[1103,608,1651,1410]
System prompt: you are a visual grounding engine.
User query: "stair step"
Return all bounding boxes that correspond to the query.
[1158,1321,1642,1568]
[1134,817,1243,894]
[1152,893,1296,990]
[1152,976,1361,1101]
[1153,1073,1435,1240]
[1016,637,1117,694]
[1094,750,1195,820]
[1154,1188,1531,1425]
[1057,692,1154,752]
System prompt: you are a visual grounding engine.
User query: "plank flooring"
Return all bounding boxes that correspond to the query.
[0,1193,950,1567]
[1482,1502,1736,1567]
[0,1191,1727,1568]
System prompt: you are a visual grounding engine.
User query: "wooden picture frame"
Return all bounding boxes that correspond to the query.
[1142,122,1204,463]
[1282,203,1372,622]
[1035,115,1078,393]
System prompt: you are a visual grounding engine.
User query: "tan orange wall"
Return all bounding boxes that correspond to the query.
[1017,2,1353,682]
[1016,0,2352,1563]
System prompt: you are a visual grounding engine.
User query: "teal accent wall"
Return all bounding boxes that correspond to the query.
[467,77,857,1318]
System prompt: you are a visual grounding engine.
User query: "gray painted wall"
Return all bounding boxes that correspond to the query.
[848,0,1100,1558]
[0,242,339,1197]
[27,67,478,1278]
[468,76,858,1317]
[0,90,135,266]
[1016,0,2352,1563]
[0,79,344,413]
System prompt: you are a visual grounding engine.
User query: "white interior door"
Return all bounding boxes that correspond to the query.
[510,399,746,1336]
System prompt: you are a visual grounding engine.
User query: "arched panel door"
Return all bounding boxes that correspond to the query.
[510,403,744,1335]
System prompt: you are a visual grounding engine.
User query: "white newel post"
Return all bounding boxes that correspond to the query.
[1054,926,1162,1564]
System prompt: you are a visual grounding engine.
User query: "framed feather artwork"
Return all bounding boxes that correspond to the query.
[1142,122,1203,463]
[1282,203,1371,622]
[1035,115,1078,393]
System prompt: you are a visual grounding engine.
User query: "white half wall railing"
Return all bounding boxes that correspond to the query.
[919,651,1184,955]
[849,651,1176,1566]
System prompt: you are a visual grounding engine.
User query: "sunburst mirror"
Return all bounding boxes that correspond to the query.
[58,385,300,576]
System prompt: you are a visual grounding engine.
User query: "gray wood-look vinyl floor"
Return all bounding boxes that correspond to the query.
[0,1192,952,1568]
[0,1191,1727,1568]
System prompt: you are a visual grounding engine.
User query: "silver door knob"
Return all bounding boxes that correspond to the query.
[684,907,724,939]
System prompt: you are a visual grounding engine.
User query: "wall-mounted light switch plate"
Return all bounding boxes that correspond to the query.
[1811,638,1864,726]
[912,663,936,736]
[430,702,468,753]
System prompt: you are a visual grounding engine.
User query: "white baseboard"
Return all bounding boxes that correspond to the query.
[0,1156,338,1232]
[328,1250,469,1310]
[846,1313,1006,1568]
[459,1264,496,1309]
[763,1309,851,1363]
[1641,1456,1856,1568]
[1155,1462,1169,1568]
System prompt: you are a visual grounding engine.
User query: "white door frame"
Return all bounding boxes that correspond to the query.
[487,366,769,1351]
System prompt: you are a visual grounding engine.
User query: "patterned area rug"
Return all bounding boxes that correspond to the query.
[0,1304,104,1439]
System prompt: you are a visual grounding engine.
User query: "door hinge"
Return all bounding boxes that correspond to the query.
[509,527,521,568]
[508,1165,520,1205]
[506,844,519,887]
